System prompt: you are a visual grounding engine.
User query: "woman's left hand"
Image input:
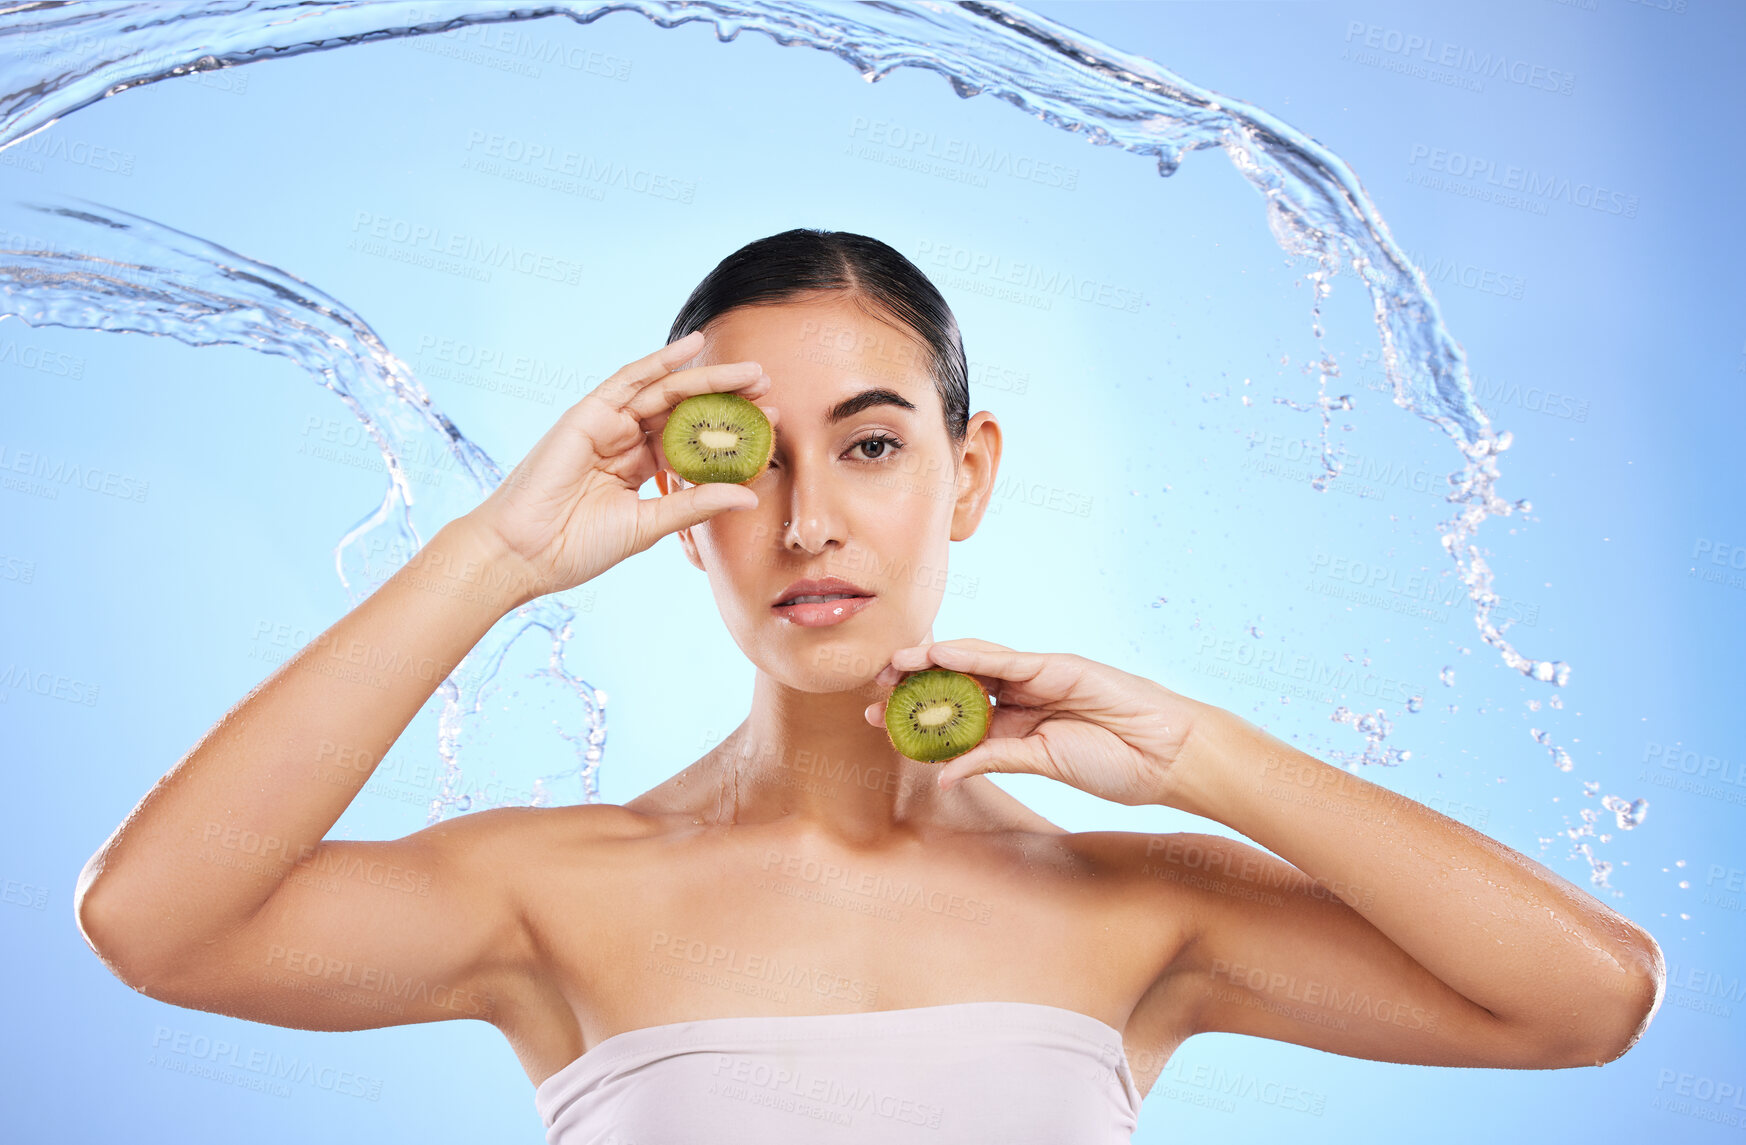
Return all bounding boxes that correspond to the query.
[862,639,1212,805]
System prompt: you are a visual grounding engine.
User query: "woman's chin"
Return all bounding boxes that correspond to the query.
[768,647,892,698]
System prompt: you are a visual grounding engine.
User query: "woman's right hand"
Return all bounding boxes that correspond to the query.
[463,331,779,606]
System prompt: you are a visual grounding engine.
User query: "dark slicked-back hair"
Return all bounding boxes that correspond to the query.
[667,228,969,451]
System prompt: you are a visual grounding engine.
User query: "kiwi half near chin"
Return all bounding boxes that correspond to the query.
[661,392,774,485]
[883,668,992,763]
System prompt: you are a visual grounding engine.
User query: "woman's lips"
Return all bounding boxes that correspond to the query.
[771,594,875,627]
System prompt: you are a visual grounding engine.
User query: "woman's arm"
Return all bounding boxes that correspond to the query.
[864,638,1665,1068]
[75,335,774,1002]
[1161,707,1665,1064]
[74,516,530,988]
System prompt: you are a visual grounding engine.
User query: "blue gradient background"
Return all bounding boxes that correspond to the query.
[2,1,1742,1141]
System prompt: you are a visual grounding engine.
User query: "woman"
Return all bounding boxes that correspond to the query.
[74,229,1665,1143]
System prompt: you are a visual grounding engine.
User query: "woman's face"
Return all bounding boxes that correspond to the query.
[657,294,1000,693]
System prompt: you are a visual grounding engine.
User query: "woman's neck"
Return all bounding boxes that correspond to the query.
[639,667,1037,841]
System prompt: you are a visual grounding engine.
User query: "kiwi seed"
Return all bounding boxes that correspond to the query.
[661,392,774,485]
[883,668,991,763]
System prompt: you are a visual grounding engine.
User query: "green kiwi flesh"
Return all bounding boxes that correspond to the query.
[661,392,774,485]
[884,668,991,763]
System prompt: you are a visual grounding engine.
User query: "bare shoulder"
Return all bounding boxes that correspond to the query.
[1035,827,1370,982]
[417,802,670,1036]
[392,801,671,940]
[1041,827,1218,885]
[1051,827,1362,933]
[432,800,663,872]
[1053,827,1300,884]
[484,799,660,844]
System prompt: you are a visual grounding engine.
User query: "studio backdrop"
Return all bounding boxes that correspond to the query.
[2,2,1741,1143]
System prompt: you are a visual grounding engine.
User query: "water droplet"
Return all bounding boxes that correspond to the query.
[1601,795,1648,829]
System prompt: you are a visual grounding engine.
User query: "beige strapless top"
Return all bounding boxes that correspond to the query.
[535,1000,1143,1143]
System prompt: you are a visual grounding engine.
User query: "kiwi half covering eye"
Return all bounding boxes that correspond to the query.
[883,669,992,762]
[661,392,775,484]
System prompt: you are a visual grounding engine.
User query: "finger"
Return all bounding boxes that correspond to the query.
[892,641,1049,690]
[626,360,773,428]
[876,641,1001,701]
[984,703,1052,742]
[505,340,774,499]
[879,639,1003,683]
[935,736,1054,793]
[635,480,759,550]
[623,435,663,490]
[884,638,1012,672]
[561,339,769,461]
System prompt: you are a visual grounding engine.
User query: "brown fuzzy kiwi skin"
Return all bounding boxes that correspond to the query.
[882,669,992,763]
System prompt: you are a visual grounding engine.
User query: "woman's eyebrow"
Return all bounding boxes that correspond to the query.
[826,387,917,423]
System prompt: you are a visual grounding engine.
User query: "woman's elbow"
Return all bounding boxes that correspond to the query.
[1556,928,1667,1068]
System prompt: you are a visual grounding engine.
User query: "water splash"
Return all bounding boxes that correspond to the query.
[0,1,1625,851]
[0,197,608,820]
[1601,794,1649,831]
[1563,805,1615,889]
[1531,726,1575,773]
[1327,705,1409,768]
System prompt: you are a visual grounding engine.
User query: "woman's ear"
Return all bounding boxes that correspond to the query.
[654,469,708,572]
[952,410,1002,541]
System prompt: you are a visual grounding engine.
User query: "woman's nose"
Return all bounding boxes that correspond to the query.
[782,508,836,554]
[779,466,844,554]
